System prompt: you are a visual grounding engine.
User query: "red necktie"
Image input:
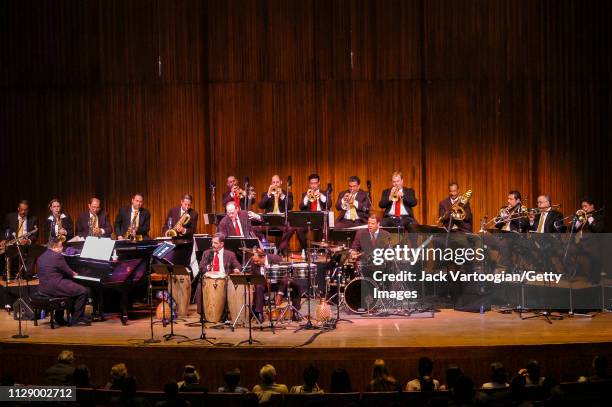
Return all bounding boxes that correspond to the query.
[394,192,401,216]
[234,219,241,236]
[310,199,317,211]
[213,252,220,271]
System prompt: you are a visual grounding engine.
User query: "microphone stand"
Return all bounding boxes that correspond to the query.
[210,181,217,227]
[12,233,30,339]
[144,256,161,343]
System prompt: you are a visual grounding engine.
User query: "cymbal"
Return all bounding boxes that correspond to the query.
[238,247,260,254]
[311,241,334,247]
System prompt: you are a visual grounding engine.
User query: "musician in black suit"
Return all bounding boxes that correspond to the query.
[3,200,38,278]
[527,195,566,233]
[195,233,241,314]
[490,191,528,270]
[222,175,256,210]
[335,176,370,229]
[161,194,199,238]
[76,197,112,238]
[3,200,38,244]
[351,215,392,254]
[379,171,417,229]
[296,174,331,248]
[44,199,74,243]
[573,196,605,234]
[258,175,295,255]
[115,193,151,240]
[438,182,472,232]
[37,238,89,326]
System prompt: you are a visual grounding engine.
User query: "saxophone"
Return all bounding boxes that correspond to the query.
[56,216,66,243]
[124,212,143,241]
[165,212,191,237]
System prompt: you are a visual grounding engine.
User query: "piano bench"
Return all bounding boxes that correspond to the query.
[31,295,73,329]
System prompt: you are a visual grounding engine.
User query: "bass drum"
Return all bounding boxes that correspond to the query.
[343,277,379,314]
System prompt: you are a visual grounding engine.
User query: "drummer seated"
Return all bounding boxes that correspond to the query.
[196,233,241,315]
[251,249,302,322]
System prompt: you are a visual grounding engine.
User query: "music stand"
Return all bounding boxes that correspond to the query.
[231,273,267,345]
[224,237,260,264]
[151,264,190,341]
[330,229,358,248]
[289,211,325,331]
[203,213,226,226]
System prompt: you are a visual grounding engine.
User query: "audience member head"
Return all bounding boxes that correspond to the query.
[526,359,541,382]
[490,362,507,385]
[452,375,475,403]
[183,365,200,384]
[418,357,434,378]
[445,364,462,390]
[224,368,242,391]
[593,355,608,379]
[57,350,74,365]
[510,374,527,399]
[163,381,179,399]
[371,359,391,382]
[330,368,352,393]
[259,364,277,385]
[303,365,320,389]
[73,364,91,388]
[110,363,128,388]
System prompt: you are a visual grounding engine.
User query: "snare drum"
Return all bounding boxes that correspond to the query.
[265,264,289,284]
[291,262,317,279]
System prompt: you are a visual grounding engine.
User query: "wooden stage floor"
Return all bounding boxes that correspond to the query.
[1,306,611,390]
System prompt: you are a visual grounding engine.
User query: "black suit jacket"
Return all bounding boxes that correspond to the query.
[577,213,605,233]
[299,191,332,211]
[494,206,528,232]
[114,206,151,239]
[76,211,112,237]
[527,210,566,233]
[217,210,253,238]
[37,249,83,297]
[161,206,199,237]
[335,190,370,223]
[3,212,38,244]
[44,214,74,242]
[379,187,417,219]
[222,190,255,210]
[438,197,473,233]
[199,248,241,274]
[351,228,392,253]
[258,190,294,213]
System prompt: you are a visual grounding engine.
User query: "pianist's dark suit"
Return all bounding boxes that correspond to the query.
[37,249,88,324]
[75,211,113,238]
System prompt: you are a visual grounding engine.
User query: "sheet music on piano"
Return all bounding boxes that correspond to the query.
[80,236,115,261]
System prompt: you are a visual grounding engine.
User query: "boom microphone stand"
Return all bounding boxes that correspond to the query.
[11,233,30,339]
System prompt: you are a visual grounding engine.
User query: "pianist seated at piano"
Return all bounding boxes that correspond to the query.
[37,238,90,326]
[115,193,151,240]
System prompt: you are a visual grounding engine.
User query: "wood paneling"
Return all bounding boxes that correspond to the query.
[1,0,610,238]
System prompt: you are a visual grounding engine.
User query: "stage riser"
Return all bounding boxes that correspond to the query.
[2,343,610,392]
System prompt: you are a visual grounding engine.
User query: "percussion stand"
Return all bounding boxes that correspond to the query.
[160,266,189,341]
[325,265,354,329]
[232,273,266,345]
[179,269,217,344]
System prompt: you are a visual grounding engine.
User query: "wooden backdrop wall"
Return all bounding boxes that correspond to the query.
[1,0,611,239]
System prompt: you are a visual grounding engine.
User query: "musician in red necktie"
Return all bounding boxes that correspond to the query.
[217,201,261,239]
[297,174,331,248]
[378,171,418,230]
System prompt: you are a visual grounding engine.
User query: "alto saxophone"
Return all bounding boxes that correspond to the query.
[165,212,191,237]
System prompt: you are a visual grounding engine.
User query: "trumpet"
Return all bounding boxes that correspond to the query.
[165,212,191,237]
[307,189,320,202]
[390,187,401,202]
[341,191,356,211]
[575,208,603,223]
[269,186,283,214]
[234,185,256,200]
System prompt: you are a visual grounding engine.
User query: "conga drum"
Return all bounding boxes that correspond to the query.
[204,276,227,323]
[171,274,192,317]
[227,278,252,326]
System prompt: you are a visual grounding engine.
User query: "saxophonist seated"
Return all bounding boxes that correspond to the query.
[45,199,74,243]
[162,194,199,238]
[115,193,151,240]
[437,182,473,233]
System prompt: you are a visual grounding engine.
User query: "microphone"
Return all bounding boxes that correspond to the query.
[327,183,332,193]
[12,232,17,238]
[209,179,216,189]
[287,176,292,187]
[244,177,250,185]
[367,180,372,190]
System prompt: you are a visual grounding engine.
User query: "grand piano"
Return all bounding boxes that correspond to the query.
[64,238,193,324]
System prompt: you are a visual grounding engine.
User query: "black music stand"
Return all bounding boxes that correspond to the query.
[151,264,190,341]
[224,237,260,264]
[330,228,359,248]
[231,273,266,345]
[289,211,325,331]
